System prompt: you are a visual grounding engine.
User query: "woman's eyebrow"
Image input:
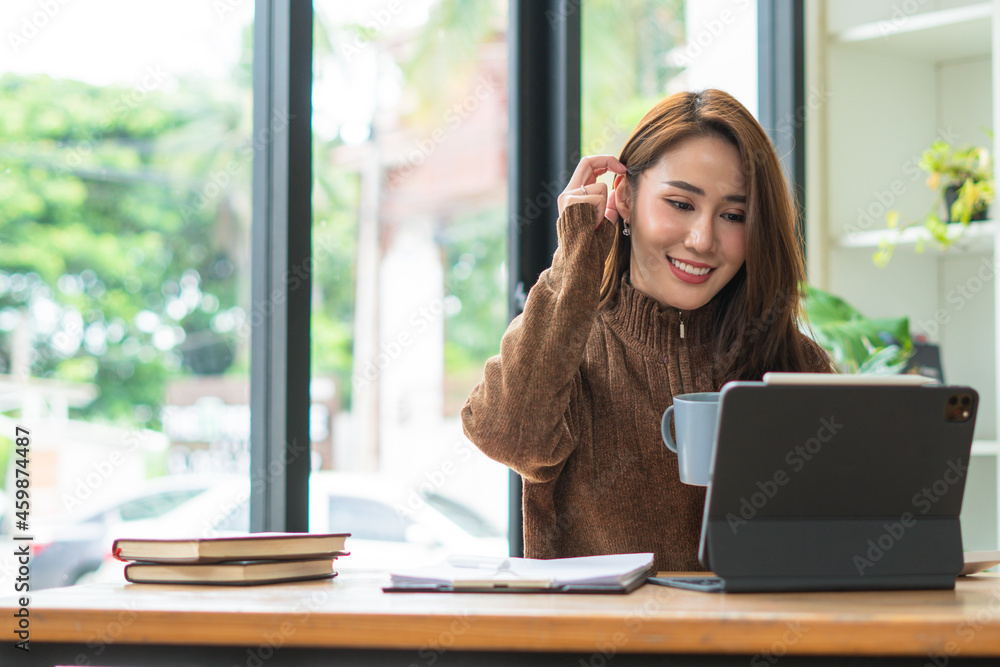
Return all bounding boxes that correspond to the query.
[663,179,703,195]
[663,180,747,204]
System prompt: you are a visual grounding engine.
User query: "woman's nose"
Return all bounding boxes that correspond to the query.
[683,213,715,254]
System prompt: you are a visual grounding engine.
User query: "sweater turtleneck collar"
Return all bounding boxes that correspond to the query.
[605,273,718,353]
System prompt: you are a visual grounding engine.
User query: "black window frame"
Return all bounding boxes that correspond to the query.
[250,0,313,532]
[759,0,807,251]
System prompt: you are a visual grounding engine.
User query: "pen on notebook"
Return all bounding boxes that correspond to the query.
[448,555,510,569]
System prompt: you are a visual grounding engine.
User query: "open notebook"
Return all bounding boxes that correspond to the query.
[383,552,654,593]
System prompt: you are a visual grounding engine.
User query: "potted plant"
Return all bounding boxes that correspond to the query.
[874,138,994,267]
[921,140,993,222]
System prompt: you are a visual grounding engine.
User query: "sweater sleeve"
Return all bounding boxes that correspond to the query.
[461,203,616,483]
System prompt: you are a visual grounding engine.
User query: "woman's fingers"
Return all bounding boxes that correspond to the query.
[558,156,625,219]
[568,155,626,192]
[559,181,608,222]
[604,191,620,227]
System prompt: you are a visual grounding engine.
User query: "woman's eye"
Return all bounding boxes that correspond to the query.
[668,200,693,211]
[723,212,746,223]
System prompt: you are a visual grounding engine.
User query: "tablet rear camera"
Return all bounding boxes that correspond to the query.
[944,393,974,423]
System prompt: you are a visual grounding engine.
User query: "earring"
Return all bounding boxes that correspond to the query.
[622,220,630,237]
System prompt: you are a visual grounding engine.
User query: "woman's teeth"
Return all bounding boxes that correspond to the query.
[670,258,712,276]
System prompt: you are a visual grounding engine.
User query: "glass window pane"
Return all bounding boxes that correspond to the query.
[669,1,758,115]
[0,0,253,589]
[582,0,758,158]
[582,1,685,155]
[327,496,412,542]
[116,489,205,522]
[311,0,510,567]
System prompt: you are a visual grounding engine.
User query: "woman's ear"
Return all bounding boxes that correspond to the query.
[614,174,632,221]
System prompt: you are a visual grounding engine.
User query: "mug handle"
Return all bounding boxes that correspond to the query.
[661,406,677,453]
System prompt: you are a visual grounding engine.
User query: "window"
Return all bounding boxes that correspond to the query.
[0,1,783,584]
[326,496,412,542]
[582,0,758,159]
[116,489,206,522]
[309,0,510,560]
[0,0,253,588]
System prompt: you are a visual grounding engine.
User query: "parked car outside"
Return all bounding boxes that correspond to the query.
[27,474,233,589]
[307,471,508,570]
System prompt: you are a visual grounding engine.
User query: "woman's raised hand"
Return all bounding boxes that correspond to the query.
[556,155,627,230]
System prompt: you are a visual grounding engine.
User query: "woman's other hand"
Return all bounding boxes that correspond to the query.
[556,155,627,230]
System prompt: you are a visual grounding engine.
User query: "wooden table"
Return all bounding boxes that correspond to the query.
[5,570,1000,666]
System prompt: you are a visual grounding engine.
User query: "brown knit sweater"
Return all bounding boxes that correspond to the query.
[461,203,832,571]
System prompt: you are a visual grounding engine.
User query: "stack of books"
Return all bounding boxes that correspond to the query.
[111,532,350,585]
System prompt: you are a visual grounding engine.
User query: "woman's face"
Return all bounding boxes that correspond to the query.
[616,134,748,312]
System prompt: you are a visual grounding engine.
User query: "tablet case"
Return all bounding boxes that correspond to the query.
[696,382,977,592]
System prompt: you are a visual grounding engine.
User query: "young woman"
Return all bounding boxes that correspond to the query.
[461,89,832,571]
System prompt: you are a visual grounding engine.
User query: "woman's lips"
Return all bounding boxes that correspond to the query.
[668,256,714,284]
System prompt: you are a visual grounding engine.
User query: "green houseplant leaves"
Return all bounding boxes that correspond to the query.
[801,284,913,374]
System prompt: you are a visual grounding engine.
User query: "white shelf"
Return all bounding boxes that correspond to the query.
[832,3,991,62]
[814,0,1000,552]
[837,220,995,254]
[974,440,1000,456]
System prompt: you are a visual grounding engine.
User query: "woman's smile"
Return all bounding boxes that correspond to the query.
[667,256,715,283]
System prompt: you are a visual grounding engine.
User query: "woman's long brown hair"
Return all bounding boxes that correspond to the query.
[599,89,813,382]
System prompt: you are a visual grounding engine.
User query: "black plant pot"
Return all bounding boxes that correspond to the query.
[944,184,990,223]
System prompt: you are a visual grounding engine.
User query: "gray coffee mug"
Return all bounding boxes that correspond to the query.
[661,392,720,486]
